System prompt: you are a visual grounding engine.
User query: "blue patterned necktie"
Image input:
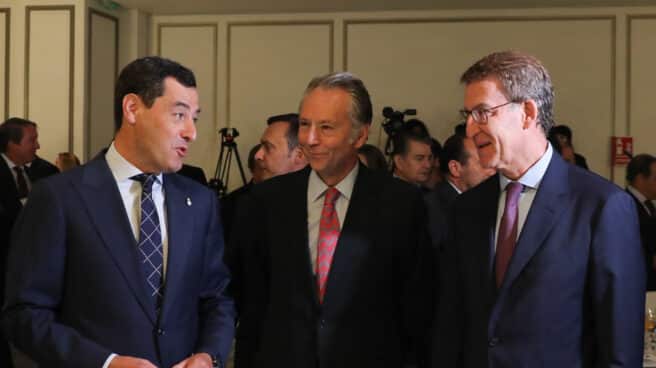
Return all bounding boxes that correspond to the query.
[131,174,163,312]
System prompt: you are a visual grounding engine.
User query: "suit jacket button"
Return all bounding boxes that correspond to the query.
[157,328,165,335]
[319,319,326,328]
[488,337,499,347]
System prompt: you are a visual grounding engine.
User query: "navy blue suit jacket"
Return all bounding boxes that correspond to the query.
[434,153,645,368]
[2,155,235,367]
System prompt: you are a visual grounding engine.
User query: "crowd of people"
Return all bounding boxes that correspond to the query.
[0,50,654,368]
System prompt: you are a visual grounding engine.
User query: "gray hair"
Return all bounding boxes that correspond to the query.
[460,50,555,135]
[300,72,372,136]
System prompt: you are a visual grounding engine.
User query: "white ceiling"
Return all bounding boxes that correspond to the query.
[113,0,656,15]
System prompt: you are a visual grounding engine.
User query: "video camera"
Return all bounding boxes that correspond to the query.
[381,106,417,136]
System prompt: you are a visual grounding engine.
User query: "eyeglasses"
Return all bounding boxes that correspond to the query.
[459,101,519,124]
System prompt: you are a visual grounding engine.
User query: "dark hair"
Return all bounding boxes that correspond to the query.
[404,118,430,137]
[461,51,555,135]
[626,154,656,184]
[549,125,573,143]
[454,122,467,137]
[430,137,442,158]
[248,143,261,172]
[439,134,470,175]
[267,113,300,151]
[0,117,37,152]
[358,144,387,171]
[392,130,432,157]
[114,56,196,131]
[302,72,372,136]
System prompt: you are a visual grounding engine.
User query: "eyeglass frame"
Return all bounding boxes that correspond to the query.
[459,100,522,124]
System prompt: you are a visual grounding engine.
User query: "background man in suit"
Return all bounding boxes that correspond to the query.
[434,51,645,367]
[254,113,307,182]
[425,132,494,252]
[2,56,235,368]
[626,153,656,290]
[0,117,58,368]
[392,130,433,187]
[229,72,432,368]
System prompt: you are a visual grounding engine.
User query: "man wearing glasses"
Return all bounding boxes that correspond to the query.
[433,51,644,367]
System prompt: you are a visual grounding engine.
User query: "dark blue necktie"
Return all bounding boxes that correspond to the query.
[131,174,163,311]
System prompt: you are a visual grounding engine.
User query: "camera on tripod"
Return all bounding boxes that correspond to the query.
[382,106,417,137]
[210,126,247,198]
[219,127,239,143]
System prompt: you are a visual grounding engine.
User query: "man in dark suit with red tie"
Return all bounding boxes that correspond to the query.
[434,51,645,368]
[0,117,58,368]
[229,72,433,368]
[626,154,656,290]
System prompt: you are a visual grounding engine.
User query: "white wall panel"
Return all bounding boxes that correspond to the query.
[26,7,74,164]
[628,16,656,158]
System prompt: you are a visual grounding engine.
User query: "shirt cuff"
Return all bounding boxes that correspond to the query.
[102,353,117,368]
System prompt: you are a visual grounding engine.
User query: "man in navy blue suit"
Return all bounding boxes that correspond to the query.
[2,57,235,368]
[433,51,645,367]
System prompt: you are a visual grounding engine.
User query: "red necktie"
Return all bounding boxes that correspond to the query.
[495,182,523,288]
[316,187,340,303]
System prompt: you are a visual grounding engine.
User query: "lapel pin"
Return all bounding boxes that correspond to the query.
[186,197,192,207]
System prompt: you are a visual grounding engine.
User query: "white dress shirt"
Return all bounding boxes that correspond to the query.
[494,143,553,251]
[307,163,359,272]
[102,142,169,368]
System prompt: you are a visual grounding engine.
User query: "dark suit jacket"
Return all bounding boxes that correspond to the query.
[627,188,656,290]
[228,165,433,368]
[2,155,235,367]
[0,155,58,304]
[434,154,645,368]
[424,181,459,253]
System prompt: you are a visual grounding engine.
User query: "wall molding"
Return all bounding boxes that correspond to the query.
[157,23,218,132]
[343,15,617,144]
[0,8,9,120]
[225,20,334,125]
[25,5,75,151]
[625,14,656,136]
[87,9,118,159]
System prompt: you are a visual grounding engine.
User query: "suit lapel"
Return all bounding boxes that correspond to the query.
[159,174,195,320]
[0,157,21,207]
[322,164,376,307]
[499,155,569,293]
[76,156,157,324]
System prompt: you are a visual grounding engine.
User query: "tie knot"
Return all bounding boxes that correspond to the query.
[13,166,24,175]
[131,173,157,192]
[324,187,340,205]
[506,181,523,200]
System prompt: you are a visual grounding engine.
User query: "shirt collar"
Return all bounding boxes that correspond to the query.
[308,162,359,204]
[1,153,17,169]
[499,142,553,192]
[627,185,648,204]
[105,142,163,185]
[446,179,462,195]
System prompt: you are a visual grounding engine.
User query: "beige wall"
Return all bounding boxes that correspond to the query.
[151,8,656,190]
[0,5,654,185]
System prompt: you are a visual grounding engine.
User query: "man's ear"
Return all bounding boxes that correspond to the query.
[353,124,370,148]
[122,93,141,126]
[448,159,461,178]
[293,147,307,165]
[522,99,539,130]
[393,154,403,170]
